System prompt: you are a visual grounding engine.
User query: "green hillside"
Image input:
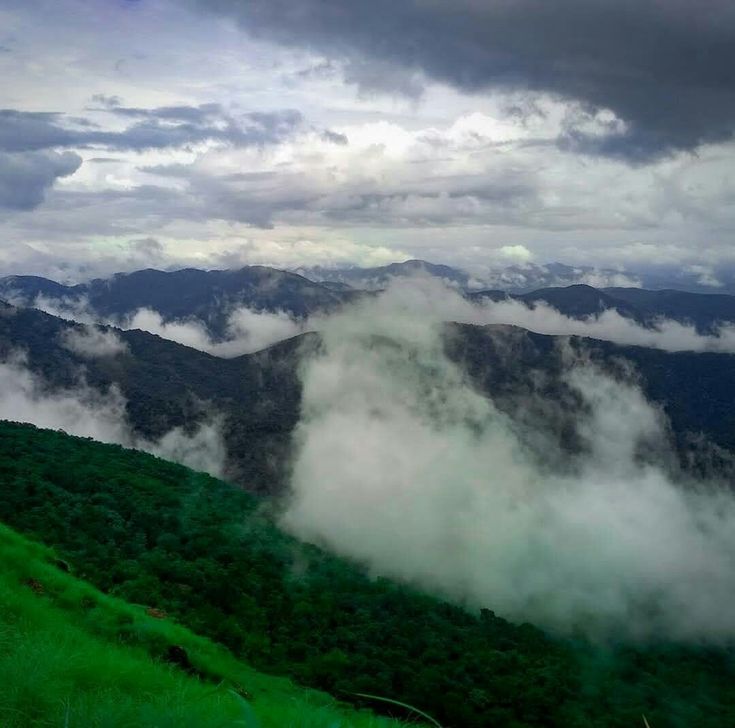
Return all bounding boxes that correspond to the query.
[1,421,735,726]
[0,520,408,727]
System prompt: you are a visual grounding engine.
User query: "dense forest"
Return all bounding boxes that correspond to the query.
[2,421,735,727]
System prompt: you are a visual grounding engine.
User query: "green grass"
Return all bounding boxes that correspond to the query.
[0,522,414,728]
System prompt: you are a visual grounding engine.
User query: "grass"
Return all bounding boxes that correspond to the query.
[0,522,416,727]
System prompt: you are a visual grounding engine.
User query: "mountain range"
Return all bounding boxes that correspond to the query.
[297,259,735,295]
[4,263,735,338]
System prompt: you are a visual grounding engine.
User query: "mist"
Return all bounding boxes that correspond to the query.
[283,280,735,643]
[0,352,226,477]
[121,307,304,357]
[24,293,305,357]
[59,324,129,358]
[475,298,735,353]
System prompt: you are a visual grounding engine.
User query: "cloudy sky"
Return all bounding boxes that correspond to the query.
[1,0,734,282]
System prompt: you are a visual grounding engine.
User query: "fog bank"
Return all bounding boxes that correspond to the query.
[283,281,735,642]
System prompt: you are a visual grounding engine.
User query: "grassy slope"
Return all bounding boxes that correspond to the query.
[1,420,735,727]
[0,521,410,728]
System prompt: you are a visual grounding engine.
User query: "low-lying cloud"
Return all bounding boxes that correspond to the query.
[476,298,735,353]
[20,294,305,357]
[122,306,304,356]
[0,352,226,477]
[283,281,735,642]
[59,324,129,358]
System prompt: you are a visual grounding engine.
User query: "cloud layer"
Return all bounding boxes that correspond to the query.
[283,282,735,642]
[0,150,81,210]
[1,0,734,277]
[120,306,305,356]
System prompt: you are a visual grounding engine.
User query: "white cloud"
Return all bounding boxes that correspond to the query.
[283,282,735,642]
[476,299,735,353]
[0,0,734,274]
[498,244,533,263]
[122,306,304,356]
[59,324,129,358]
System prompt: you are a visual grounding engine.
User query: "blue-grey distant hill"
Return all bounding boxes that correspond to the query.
[4,264,735,336]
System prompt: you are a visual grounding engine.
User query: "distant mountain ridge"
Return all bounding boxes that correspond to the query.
[5,264,735,340]
[0,266,358,337]
[294,259,472,290]
[296,259,735,294]
[469,283,735,332]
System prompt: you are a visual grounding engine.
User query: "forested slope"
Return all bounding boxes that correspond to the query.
[2,421,734,727]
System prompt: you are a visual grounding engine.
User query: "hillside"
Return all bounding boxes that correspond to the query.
[0,520,409,727]
[4,304,735,495]
[2,421,735,727]
[0,302,305,492]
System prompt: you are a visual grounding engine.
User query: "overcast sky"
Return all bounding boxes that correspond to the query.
[1,0,734,282]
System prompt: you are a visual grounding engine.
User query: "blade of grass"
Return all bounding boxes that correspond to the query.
[228,689,261,728]
[351,692,442,727]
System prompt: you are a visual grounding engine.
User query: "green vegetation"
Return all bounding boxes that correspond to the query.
[1,420,735,726]
[0,520,409,727]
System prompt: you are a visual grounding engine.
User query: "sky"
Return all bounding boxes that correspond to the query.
[1,0,734,282]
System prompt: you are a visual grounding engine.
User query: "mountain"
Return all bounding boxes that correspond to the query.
[447,322,735,467]
[605,287,735,332]
[0,302,305,492]
[296,259,472,290]
[0,274,72,301]
[0,266,357,337]
[4,302,735,493]
[7,263,735,344]
[3,420,735,728]
[519,284,643,320]
[475,261,641,292]
[0,517,402,728]
[470,284,644,321]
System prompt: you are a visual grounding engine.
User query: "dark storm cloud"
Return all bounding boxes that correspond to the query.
[190,0,735,161]
[0,150,82,210]
[0,105,304,153]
